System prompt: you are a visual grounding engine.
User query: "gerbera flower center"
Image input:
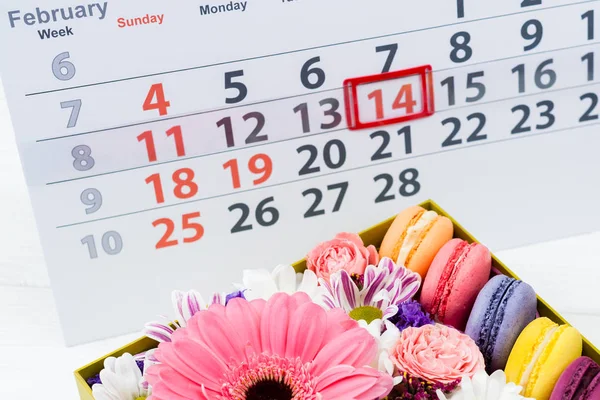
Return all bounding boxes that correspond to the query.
[246,379,293,400]
[222,353,318,400]
[349,305,384,324]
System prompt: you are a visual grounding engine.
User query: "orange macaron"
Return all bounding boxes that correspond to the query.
[379,206,453,278]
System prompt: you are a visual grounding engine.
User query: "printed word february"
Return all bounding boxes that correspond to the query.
[7,3,108,28]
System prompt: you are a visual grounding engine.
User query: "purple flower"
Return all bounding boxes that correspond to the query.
[390,300,434,331]
[225,289,246,305]
[135,359,144,373]
[86,374,102,387]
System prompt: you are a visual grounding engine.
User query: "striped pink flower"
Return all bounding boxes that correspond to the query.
[321,257,421,324]
[143,290,211,343]
[145,292,393,399]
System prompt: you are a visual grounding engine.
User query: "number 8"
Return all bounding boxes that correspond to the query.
[52,52,76,81]
[72,145,95,171]
[450,32,473,63]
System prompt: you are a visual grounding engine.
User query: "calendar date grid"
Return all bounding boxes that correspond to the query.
[16,0,599,258]
[23,0,598,98]
[34,3,599,146]
[58,113,600,261]
[56,109,600,230]
[44,64,600,187]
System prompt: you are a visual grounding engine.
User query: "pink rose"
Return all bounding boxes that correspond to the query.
[390,324,484,384]
[306,232,379,281]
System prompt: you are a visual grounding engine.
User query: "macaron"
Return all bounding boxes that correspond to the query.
[550,356,600,400]
[505,317,583,400]
[420,238,491,330]
[465,275,537,373]
[379,206,453,278]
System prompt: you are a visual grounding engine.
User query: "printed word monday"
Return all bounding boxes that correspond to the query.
[200,2,248,15]
[7,3,108,28]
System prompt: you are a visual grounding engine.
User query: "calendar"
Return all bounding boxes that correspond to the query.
[1,0,599,345]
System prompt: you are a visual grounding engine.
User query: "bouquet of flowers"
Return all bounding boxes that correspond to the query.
[87,209,577,400]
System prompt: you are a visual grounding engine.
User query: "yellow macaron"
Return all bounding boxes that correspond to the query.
[505,317,582,400]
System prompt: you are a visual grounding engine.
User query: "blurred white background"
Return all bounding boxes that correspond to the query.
[1,77,600,399]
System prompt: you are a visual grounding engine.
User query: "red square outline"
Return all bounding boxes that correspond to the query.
[343,65,435,131]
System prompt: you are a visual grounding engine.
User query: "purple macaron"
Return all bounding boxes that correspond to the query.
[550,356,600,400]
[465,275,537,372]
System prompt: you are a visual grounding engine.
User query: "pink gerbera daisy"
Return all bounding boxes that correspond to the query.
[145,292,393,400]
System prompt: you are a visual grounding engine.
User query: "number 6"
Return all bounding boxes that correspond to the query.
[52,52,76,81]
[301,57,326,89]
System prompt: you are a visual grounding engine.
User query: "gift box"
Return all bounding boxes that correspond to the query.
[73,199,600,399]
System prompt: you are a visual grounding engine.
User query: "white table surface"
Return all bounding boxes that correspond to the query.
[1,84,599,399]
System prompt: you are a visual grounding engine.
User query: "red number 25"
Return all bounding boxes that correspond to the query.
[153,212,204,249]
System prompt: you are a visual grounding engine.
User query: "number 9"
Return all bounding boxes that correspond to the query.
[52,52,76,81]
[521,19,543,51]
[80,188,103,214]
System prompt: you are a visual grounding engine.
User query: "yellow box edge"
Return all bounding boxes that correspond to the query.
[74,199,600,399]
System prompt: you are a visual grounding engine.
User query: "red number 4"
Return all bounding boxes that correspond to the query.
[143,83,171,116]
[368,84,417,120]
[153,212,204,249]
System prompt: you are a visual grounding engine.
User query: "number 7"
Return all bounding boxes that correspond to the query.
[61,99,82,128]
[375,44,398,73]
[327,182,348,212]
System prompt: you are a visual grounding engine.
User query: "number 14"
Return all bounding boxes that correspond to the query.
[368,84,417,120]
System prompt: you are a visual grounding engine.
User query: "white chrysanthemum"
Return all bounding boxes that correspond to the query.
[358,319,403,385]
[92,353,150,400]
[242,264,325,305]
[437,370,534,400]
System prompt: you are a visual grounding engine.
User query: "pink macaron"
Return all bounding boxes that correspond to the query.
[420,238,492,331]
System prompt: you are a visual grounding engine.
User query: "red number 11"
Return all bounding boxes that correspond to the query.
[368,84,417,120]
[137,125,186,162]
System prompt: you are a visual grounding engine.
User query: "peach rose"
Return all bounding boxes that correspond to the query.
[390,324,484,384]
[306,232,379,281]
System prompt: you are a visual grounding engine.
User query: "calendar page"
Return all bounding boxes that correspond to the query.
[1,0,599,345]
